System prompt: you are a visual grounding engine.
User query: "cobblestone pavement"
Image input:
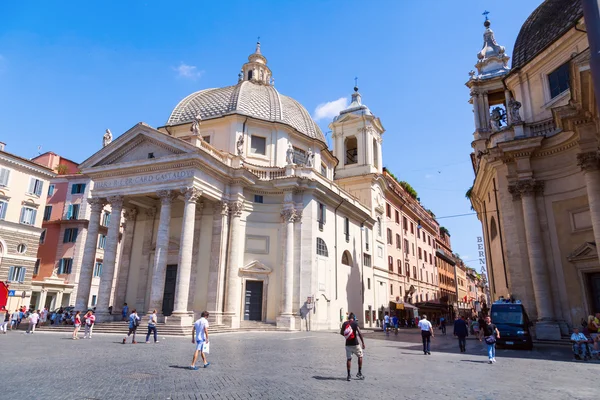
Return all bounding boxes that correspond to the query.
[1,328,598,400]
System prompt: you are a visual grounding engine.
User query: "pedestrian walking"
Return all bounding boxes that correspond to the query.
[145,309,158,343]
[190,311,210,369]
[479,315,500,364]
[1,310,9,334]
[40,307,48,327]
[440,316,447,335]
[383,312,390,335]
[453,315,469,352]
[391,315,399,335]
[10,309,19,330]
[123,309,140,344]
[83,310,95,339]
[72,311,81,339]
[340,312,365,381]
[26,310,40,334]
[418,314,434,355]
[121,303,129,322]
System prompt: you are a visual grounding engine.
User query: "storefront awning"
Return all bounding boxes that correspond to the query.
[391,301,418,310]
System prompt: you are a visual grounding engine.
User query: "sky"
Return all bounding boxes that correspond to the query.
[0,0,544,271]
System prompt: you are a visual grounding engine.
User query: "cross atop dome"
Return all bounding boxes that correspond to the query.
[240,39,272,85]
[472,15,510,80]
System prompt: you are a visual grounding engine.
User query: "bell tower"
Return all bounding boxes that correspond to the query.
[330,86,384,179]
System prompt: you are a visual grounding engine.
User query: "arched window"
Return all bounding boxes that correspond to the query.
[345,137,358,165]
[341,250,352,266]
[373,138,378,169]
[316,238,328,257]
[248,70,253,80]
[490,216,498,240]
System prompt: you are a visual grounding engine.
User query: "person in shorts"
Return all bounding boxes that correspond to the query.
[122,309,140,344]
[190,311,210,369]
[340,312,365,381]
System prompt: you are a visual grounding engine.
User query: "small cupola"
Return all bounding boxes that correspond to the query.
[239,40,273,85]
[474,16,510,80]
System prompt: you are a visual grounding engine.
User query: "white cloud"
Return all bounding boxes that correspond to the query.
[425,174,433,179]
[173,63,204,80]
[313,97,349,121]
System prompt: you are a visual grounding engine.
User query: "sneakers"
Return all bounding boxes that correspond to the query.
[204,362,210,368]
[346,375,351,382]
[427,352,431,355]
[489,360,493,364]
[356,372,364,380]
[189,366,199,370]
[145,341,150,344]
[122,338,126,344]
[492,358,497,363]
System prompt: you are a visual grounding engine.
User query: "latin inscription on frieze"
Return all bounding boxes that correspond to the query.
[95,170,194,189]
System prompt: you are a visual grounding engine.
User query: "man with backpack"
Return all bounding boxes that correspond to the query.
[340,312,365,382]
[122,309,140,344]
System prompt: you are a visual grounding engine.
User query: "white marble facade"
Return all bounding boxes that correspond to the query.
[73,44,387,329]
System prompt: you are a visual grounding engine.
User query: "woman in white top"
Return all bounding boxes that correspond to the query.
[145,310,158,343]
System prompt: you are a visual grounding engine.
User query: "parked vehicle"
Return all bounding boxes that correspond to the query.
[490,300,533,350]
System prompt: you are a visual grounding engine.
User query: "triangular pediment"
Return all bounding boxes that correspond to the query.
[79,123,199,169]
[567,242,597,262]
[239,260,272,275]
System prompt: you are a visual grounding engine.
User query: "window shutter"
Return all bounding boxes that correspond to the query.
[19,207,26,223]
[19,267,25,282]
[28,178,35,194]
[80,184,86,193]
[66,205,73,219]
[63,229,70,243]
[0,168,9,186]
[322,205,326,224]
[35,181,43,196]
[58,259,64,274]
[0,201,7,219]
[8,266,14,281]
[31,209,37,225]
[71,184,76,194]
[73,228,78,242]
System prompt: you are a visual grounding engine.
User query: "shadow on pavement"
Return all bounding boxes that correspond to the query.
[169,365,194,370]
[312,376,348,381]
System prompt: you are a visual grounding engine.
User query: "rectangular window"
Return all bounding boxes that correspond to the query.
[202,136,211,144]
[397,259,402,274]
[318,203,326,231]
[63,228,79,243]
[254,195,264,204]
[0,200,7,220]
[423,233,426,243]
[58,258,73,274]
[7,266,26,283]
[33,259,40,276]
[66,204,80,220]
[344,217,350,242]
[412,243,415,255]
[363,254,371,267]
[386,203,391,218]
[387,228,392,245]
[365,228,369,251]
[20,207,37,225]
[428,236,431,246]
[48,184,55,196]
[39,229,46,244]
[367,278,371,290]
[28,177,44,197]
[98,234,107,249]
[395,210,400,224]
[320,163,327,177]
[250,135,266,155]
[404,239,409,254]
[548,61,570,99]
[71,183,86,194]
[93,262,103,277]
[413,266,417,279]
[0,168,10,187]
[406,263,410,277]
[43,205,52,221]
[102,211,111,227]
[410,222,414,234]
[390,284,393,296]
[396,234,401,249]
[388,256,394,271]
[91,295,97,306]
[420,270,423,281]
[293,147,306,165]
[417,229,420,239]
[403,216,408,231]
[418,247,422,260]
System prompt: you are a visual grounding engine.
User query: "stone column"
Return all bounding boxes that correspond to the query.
[147,190,176,317]
[137,208,156,310]
[74,198,106,311]
[38,289,48,311]
[95,195,124,322]
[113,207,138,315]
[207,202,229,325]
[277,206,298,329]
[223,200,244,329]
[55,291,64,309]
[578,152,600,252]
[509,180,560,340]
[172,187,201,325]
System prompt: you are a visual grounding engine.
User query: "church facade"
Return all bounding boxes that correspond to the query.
[74,43,390,329]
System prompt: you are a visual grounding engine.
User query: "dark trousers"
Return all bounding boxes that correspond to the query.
[146,326,157,342]
[421,331,431,353]
[458,336,467,351]
[441,325,446,335]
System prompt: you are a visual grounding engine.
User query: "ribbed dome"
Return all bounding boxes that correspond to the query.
[166,81,325,142]
[512,0,583,69]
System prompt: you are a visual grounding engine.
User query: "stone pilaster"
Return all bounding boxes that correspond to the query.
[38,289,48,310]
[113,207,138,315]
[277,206,300,330]
[187,202,204,312]
[95,195,124,322]
[55,291,64,309]
[223,200,244,329]
[147,190,176,317]
[172,187,201,325]
[508,179,560,340]
[74,198,106,311]
[137,207,156,311]
[578,151,600,255]
[206,202,229,325]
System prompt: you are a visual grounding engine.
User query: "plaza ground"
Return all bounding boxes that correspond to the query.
[1,328,598,399]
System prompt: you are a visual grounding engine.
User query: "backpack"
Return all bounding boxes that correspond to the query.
[343,322,355,340]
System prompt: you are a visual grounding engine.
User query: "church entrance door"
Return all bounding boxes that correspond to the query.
[244,280,263,321]
[588,272,600,314]
[162,265,178,316]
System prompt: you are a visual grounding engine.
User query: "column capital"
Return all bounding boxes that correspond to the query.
[87,197,107,212]
[216,201,229,216]
[281,208,300,222]
[577,151,600,171]
[123,207,138,221]
[228,201,243,217]
[157,190,177,205]
[145,207,157,218]
[181,187,202,203]
[508,179,544,200]
[107,195,125,209]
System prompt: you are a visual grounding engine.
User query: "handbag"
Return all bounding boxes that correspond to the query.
[484,335,496,345]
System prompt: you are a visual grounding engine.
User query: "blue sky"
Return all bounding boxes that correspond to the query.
[0,0,543,270]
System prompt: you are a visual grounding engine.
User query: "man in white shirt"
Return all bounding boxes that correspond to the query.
[418,314,434,355]
[190,311,210,370]
[27,310,40,334]
[571,327,591,360]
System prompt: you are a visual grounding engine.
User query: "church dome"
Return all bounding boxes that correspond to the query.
[166,42,325,143]
[512,0,583,69]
